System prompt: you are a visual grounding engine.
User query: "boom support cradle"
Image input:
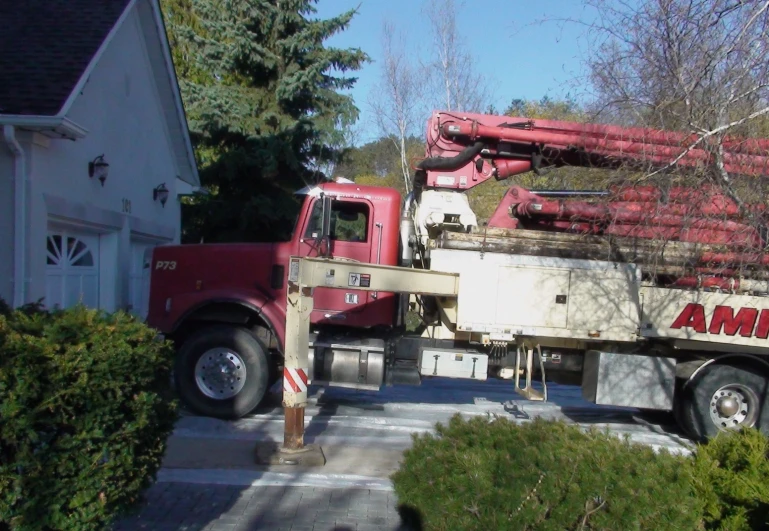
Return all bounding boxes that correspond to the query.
[281,257,460,452]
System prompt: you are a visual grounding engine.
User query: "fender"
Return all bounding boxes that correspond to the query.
[258,298,287,352]
[682,353,769,389]
[168,289,286,352]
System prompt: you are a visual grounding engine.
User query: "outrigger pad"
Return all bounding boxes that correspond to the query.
[254,441,327,467]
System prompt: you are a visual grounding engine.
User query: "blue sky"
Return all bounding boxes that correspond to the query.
[314,0,598,143]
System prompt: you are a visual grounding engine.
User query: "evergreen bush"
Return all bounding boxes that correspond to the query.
[391,415,704,531]
[690,427,769,530]
[0,303,178,530]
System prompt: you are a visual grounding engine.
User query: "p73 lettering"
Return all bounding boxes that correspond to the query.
[155,261,177,271]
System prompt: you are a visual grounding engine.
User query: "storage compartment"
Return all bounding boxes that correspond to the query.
[419,348,488,380]
[582,350,675,410]
[495,266,571,328]
[429,249,641,342]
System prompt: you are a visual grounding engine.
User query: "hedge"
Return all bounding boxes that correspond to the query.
[691,427,769,530]
[0,302,179,530]
[393,414,769,530]
[392,415,704,530]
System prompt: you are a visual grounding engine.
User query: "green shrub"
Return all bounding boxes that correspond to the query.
[0,303,178,531]
[391,415,704,531]
[690,427,769,530]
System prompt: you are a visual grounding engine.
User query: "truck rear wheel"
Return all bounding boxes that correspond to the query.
[175,325,270,419]
[679,363,769,441]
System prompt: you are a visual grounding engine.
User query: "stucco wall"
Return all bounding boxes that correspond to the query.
[0,146,13,305]
[25,4,182,311]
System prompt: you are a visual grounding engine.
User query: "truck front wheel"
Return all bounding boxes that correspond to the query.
[175,325,270,419]
[680,363,769,441]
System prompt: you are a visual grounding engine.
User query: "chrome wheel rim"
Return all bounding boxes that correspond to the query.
[195,348,247,400]
[709,384,759,430]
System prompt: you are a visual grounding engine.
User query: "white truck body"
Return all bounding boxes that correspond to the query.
[429,247,769,351]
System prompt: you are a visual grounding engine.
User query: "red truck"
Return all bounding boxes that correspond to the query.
[146,109,769,441]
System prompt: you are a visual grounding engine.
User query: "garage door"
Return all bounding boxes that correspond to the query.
[128,241,156,320]
[46,231,100,309]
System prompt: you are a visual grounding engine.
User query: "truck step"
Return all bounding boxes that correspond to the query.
[514,345,548,402]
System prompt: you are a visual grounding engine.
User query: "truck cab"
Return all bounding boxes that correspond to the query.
[145,182,402,418]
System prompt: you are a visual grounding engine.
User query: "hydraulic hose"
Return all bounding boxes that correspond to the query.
[416,141,485,171]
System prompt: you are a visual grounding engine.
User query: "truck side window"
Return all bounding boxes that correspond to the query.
[304,200,369,242]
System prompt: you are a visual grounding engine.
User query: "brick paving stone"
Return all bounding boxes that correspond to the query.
[312,489,333,500]
[291,513,319,525]
[242,504,267,518]
[280,492,306,504]
[312,512,339,524]
[212,515,242,525]
[327,503,350,513]
[204,525,236,531]
[358,525,389,531]
[112,482,407,531]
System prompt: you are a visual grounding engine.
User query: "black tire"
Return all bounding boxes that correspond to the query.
[673,382,697,439]
[679,363,769,441]
[175,325,270,419]
[269,356,282,389]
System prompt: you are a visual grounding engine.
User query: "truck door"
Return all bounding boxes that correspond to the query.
[298,197,374,320]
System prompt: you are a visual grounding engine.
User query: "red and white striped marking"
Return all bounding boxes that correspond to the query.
[283,367,308,393]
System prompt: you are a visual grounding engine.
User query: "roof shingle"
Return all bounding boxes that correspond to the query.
[0,0,131,116]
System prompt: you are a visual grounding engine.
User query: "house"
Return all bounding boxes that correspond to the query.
[0,0,199,318]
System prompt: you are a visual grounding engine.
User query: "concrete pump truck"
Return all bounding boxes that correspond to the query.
[146,109,769,441]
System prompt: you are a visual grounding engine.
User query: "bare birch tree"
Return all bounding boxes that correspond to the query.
[369,21,425,193]
[585,0,769,175]
[422,0,491,113]
[576,0,769,277]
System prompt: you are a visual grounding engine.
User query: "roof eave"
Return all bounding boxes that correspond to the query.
[0,115,88,140]
[148,0,200,187]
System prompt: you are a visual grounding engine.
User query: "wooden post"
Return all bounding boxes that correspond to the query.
[282,258,312,451]
[283,407,305,450]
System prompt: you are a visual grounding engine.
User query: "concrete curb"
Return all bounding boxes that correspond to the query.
[157,467,395,491]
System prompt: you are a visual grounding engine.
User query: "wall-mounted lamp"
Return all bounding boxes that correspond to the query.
[88,154,109,186]
[153,183,170,207]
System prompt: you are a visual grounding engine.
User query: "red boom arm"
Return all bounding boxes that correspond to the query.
[415,110,769,286]
[416,110,769,190]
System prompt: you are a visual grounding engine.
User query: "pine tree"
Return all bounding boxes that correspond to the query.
[161,0,368,242]
[333,136,423,197]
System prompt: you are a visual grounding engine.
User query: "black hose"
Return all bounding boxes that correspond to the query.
[416,141,485,171]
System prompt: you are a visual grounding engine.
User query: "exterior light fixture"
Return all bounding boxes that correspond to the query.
[88,155,109,186]
[153,183,170,207]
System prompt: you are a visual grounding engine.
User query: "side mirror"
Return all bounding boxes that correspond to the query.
[315,194,333,257]
[321,195,332,239]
